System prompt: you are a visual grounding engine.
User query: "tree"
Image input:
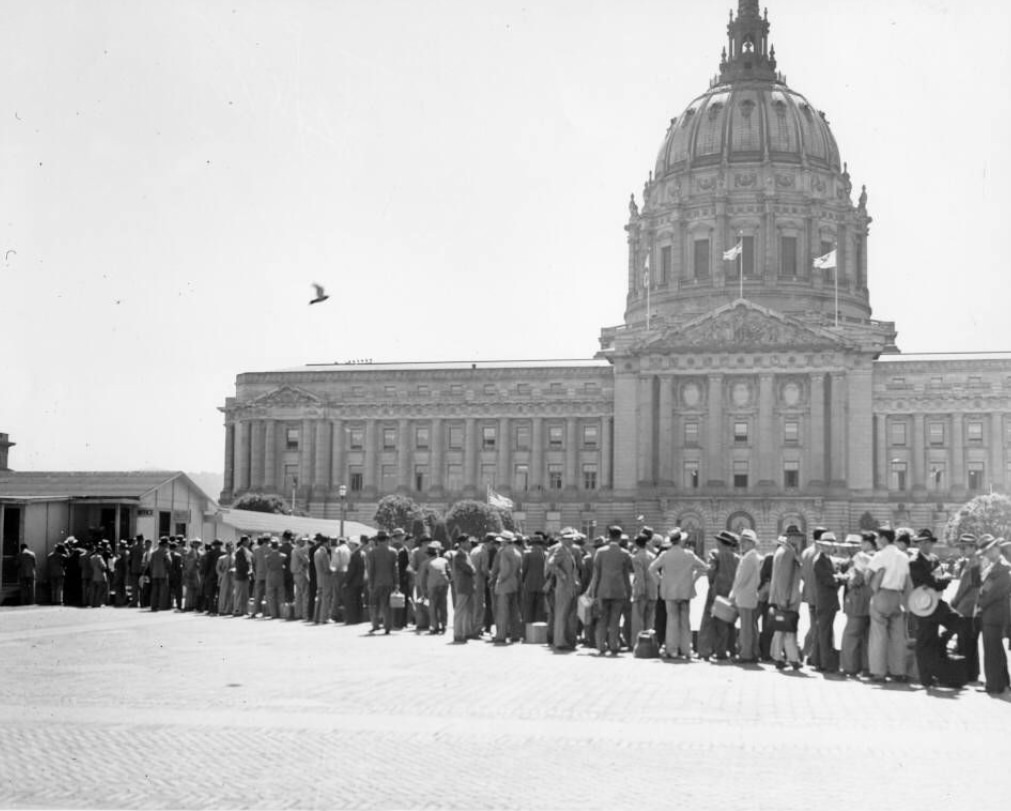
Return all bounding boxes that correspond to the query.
[444,499,503,539]
[495,507,517,532]
[232,492,291,514]
[944,493,1011,544]
[373,494,422,532]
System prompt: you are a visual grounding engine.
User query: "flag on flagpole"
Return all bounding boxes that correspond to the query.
[643,252,650,287]
[722,242,743,261]
[487,485,514,511]
[813,248,837,269]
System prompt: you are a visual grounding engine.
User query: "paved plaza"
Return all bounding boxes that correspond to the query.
[0,605,1008,810]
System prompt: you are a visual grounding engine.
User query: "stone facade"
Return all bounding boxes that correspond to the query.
[219,2,1011,549]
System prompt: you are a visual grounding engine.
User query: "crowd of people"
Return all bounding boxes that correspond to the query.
[17,522,1011,695]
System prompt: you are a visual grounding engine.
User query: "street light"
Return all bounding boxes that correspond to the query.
[338,484,347,539]
[291,476,298,515]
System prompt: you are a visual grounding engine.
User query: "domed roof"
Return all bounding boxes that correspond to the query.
[654,82,841,178]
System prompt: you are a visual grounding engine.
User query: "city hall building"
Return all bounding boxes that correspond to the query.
[220,2,1011,547]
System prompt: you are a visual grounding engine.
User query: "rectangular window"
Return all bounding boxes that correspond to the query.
[784,461,799,489]
[285,427,300,451]
[780,235,798,278]
[514,424,531,451]
[382,428,396,450]
[517,383,532,396]
[661,245,672,284]
[548,464,564,490]
[891,461,907,492]
[549,382,565,395]
[415,427,430,450]
[928,423,945,446]
[381,465,397,492]
[742,235,755,278]
[416,384,430,396]
[929,377,943,388]
[582,424,599,449]
[482,426,497,451]
[784,421,799,444]
[968,376,983,388]
[890,421,908,446]
[734,421,749,444]
[929,463,945,491]
[348,428,364,450]
[685,422,700,446]
[685,461,700,489]
[733,461,749,490]
[351,385,364,398]
[583,382,600,395]
[694,238,710,279]
[483,384,497,395]
[548,426,564,449]
[446,464,464,491]
[514,464,529,492]
[480,464,496,487]
[967,422,984,444]
[384,385,396,398]
[583,463,598,491]
[414,465,428,492]
[450,384,463,397]
[349,467,363,492]
[448,426,464,450]
[968,463,984,492]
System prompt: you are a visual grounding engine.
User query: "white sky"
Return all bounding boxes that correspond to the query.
[2,0,1009,474]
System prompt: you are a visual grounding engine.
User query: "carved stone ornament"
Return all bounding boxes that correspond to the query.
[729,379,753,407]
[735,173,757,188]
[779,379,804,407]
[632,300,854,355]
[812,177,826,193]
[680,379,705,408]
[697,175,717,191]
[775,174,795,189]
[248,385,324,408]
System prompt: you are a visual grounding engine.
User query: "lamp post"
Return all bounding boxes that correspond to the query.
[339,484,347,540]
[291,476,298,515]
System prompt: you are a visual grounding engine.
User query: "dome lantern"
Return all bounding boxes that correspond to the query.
[720,1,777,84]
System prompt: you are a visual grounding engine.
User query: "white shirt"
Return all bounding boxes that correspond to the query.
[867,544,910,590]
[330,543,351,573]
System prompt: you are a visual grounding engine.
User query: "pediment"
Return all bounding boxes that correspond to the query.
[636,300,855,354]
[249,385,324,408]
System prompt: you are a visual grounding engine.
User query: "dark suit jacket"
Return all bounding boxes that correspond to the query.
[522,546,547,593]
[591,544,633,600]
[909,551,950,592]
[978,561,1011,627]
[345,548,365,589]
[812,552,840,612]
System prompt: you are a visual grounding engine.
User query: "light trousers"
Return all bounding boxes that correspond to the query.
[664,599,692,657]
[868,590,907,678]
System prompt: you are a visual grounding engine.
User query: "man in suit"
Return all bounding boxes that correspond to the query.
[908,528,959,688]
[976,538,1011,695]
[951,534,988,683]
[366,531,399,634]
[730,529,762,663]
[148,538,171,612]
[630,533,658,643]
[547,530,581,651]
[649,529,709,659]
[800,527,826,663]
[290,536,311,620]
[490,530,523,643]
[232,536,252,616]
[698,531,740,661]
[589,526,634,656]
[469,534,494,638]
[521,535,548,624]
[840,532,877,676]
[810,533,844,673]
[313,537,333,624]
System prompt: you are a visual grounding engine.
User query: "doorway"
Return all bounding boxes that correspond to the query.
[1,505,22,595]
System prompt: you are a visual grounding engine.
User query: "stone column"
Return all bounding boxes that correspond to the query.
[250,420,265,490]
[531,417,544,490]
[315,420,332,492]
[637,376,655,486]
[807,373,826,487]
[398,419,411,491]
[565,418,579,490]
[706,373,724,487]
[264,420,277,491]
[299,418,313,491]
[223,422,235,496]
[911,413,926,492]
[497,417,511,491]
[658,377,675,486]
[874,414,888,490]
[234,421,250,493]
[991,413,1005,491]
[763,197,777,283]
[847,367,874,491]
[951,413,965,495]
[331,419,345,490]
[364,421,378,491]
[601,416,613,490]
[430,419,443,492]
[829,373,847,487]
[612,372,638,490]
[757,373,775,487]
[464,418,478,490]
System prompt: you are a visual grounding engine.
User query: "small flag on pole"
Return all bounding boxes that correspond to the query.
[723,242,743,261]
[487,485,514,511]
[813,249,837,269]
[643,252,650,287]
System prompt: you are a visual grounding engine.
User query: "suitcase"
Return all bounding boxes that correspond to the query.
[415,600,430,631]
[935,654,970,689]
[525,622,548,644]
[711,595,738,624]
[634,630,660,659]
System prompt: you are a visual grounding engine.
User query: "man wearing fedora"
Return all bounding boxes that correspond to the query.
[976,537,1011,695]
[698,530,740,661]
[588,526,634,656]
[840,532,877,677]
[729,529,762,663]
[769,527,804,670]
[451,536,476,642]
[908,528,958,687]
[950,534,989,682]
[366,531,399,634]
[490,530,523,644]
[809,532,844,673]
[649,529,709,659]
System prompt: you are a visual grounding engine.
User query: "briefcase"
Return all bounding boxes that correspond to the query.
[711,595,738,624]
[767,607,799,633]
[577,594,595,625]
[389,590,406,610]
[634,630,660,659]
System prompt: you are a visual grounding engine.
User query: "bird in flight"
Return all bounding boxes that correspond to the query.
[309,282,329,305]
